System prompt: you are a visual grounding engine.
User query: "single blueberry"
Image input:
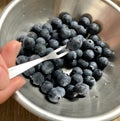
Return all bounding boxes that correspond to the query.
[41,61,54,74]
[52,58,64,69]
[30,24,42,35]
[89,35,101,43]
[75,49,83,59]
[61,39,70,45]
[71,74,83,85]
[46,48,54,55]
[60,27,71,39]
[23,67,35,77]
[76,25,87,36]
[51,17,62,29]
[70,20,79,30]
[83,69,93,77]
[36,37,46,45]
[70,29,77,37]
[70,67,83,76]
[27,32,38,40]
[102,48,114,58]
[88,61,98,71]
[40,29,51,40]
[79,16,91,27]
[94,46,102,55]
[77,59,89,69]
[16,55,28,64]
[93,69,103,81]
[49,39,59,49]
[65,51,77,60]
[56,86,65,97]
[42,23,53,33]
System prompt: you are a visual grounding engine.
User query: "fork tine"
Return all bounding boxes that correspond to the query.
[54,45,67,53]
[58,50,69,58]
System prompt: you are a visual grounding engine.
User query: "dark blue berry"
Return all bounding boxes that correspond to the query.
[45,74,52,81]
[93,69,103,81]
[75,49,83,59]
[52,58,64,69]
[88,61,98,71]
[78,59,89,69]
[41,61,54,75]
[79,16,91,27]
[70,29,77,37]
[83,69,93,77]
[61,39,70,45]
[46,48,54,55]
[52,32,59,40]
[102,48,114,58]
[16,55,28,64]
[94,46,102,55]
[27,32,38,40]
[70,20,78,29]
[51,17,62,29]
[82,39,95,49]
[17,35,27,43]
[84,76,96,88]
[23,37,35,49]
[56,86,65,97]
[23,67,35,77]
[60,27,71,39]
[97,57,109,70]
[41,81,53,94]
[29,54,40,61]
[70,59,77,68]
[71,74,83,85]
[73,83,89,97]
[59,12,72,24]
[40,29,51,40]
[35,43,46,56]
[96,41,108,48]
[89,35,101,43]
[53,69,63,79]
[36,37,46,45]
[67,36,83,50]
[65,51,77,60]
[88,22,101,35]
[30,72,45,87]
[42,23,53,33]
[76,25,87,36]
[49,39,59,49]
[30,24,42,35]
[70,67,83,76]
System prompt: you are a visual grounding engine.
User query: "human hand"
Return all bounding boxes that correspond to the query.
[0,40,26,104]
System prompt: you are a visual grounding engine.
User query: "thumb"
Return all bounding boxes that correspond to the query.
[0,55,9,90]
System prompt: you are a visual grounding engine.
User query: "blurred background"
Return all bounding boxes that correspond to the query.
[0,0,120,121]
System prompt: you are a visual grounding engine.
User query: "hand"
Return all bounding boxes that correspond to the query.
[0,40,26,104]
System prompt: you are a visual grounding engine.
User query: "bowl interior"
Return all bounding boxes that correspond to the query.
[0,0,120,119]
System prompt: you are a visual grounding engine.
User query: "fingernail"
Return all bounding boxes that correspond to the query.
[0,65,9,90]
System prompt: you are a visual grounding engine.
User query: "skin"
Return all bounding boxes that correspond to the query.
[0,40,26,104]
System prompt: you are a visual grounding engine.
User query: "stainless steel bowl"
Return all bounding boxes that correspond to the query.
[0,0,120,121]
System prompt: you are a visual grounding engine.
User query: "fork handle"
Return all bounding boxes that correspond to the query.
[8,57,47,79]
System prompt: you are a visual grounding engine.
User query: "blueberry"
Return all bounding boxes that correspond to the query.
[52,32,59,40]
[71,74,83,85]
[19,47,25,55]
[73,83,89,97]
[60,27,71,39]
[30,72,45,87]
[52,58,64,69]
[29,54,40,61]
[84,76,96,88]
[94,46,102,55]
[93,69,103,81]
[57,73,71,87]
[45,74,52,81]
[97,57,109,70]
[82,39,95,49]
[65,51,77,60]
[83,49,95,61]
[42,23,53,33]
[79,16,91,27]
[23,37,35,49]
[36,37,46,45]
[83,69,93,77]
[102,48,114,58]
[61,39,70,45]
[51,17,62,29]
[16,55,28,64]
[46,48,54,55]
[27,32,38,40]
[89,35,101,43]
[41,81,53,94]
[65,85,78,99]
[23,67,35,77]
[75,49,83,59]
[76,25,87,36]
[69,59,77,68]
[67,36,83,50]
[96,41,108,48]
[56,86,65,97]
[88,61,98,71]
[52,69,63,79]
[41,61,54,74]
[70,20,79,29]
[40,29,51,40]
[70,29,77,37]
[49,39,59,49]
[88,22,101,35]
[78,59,89,69]
[59,12,72,24]
[17,35,27,43]
[70,67,83,76]
[35,43,46,56]
[30,24,42,35]
[47,87,62,103]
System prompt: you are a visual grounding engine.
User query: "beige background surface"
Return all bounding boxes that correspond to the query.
[0,0,120,121]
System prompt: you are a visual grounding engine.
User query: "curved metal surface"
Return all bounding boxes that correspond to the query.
[0,0,120,121]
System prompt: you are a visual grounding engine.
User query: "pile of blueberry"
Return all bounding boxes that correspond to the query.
[17,12,115,103]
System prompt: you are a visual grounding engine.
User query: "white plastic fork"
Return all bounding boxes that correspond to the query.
[8,45,69,79]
